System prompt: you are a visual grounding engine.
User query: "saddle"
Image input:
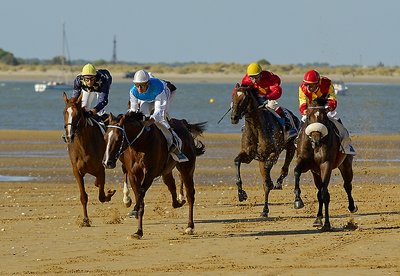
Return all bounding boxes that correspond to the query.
[328,119,356,155]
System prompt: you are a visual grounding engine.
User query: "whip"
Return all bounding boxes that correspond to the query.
[217,107,231,124]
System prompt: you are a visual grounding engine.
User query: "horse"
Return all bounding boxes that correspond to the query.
[230,85,300,217]
[293,99,358,231]
[102,111,206,239]
[62,92,116,227]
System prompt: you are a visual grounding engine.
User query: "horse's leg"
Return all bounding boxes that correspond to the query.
[73,168,90,227]
[339,155,358,213]
[123,175,132,208]
[234,153,249,202]
[177,168,196,234]
[320,165,333,231]
[258,160,274,217]
[121,163,132,207]
[275,142,296,189]
[162,172,186,208]
[95,169,116,203]
[293,163,305,209]
[312,172,324,228]
[178,173,185,203]
[131,175,155,239]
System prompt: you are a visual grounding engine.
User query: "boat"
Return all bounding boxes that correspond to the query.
[332,80,348,95]
[34,23,72,93]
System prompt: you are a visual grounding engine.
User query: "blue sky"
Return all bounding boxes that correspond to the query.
[1,0,399,66]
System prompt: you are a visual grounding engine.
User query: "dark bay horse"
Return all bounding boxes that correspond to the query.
[63,92,116,227]
[103,111,206,239]
[231,85,300,217]
[293,100,357,231]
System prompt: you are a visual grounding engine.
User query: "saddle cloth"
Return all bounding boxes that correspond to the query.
[329,119,356,155]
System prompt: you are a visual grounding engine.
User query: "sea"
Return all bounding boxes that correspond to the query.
[0,80,399,134]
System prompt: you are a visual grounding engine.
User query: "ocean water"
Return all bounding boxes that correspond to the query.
[0,80,399,134]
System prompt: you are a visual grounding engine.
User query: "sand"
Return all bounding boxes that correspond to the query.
[0,130,399,275]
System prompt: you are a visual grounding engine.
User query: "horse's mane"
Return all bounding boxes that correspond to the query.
[125,111,146,122]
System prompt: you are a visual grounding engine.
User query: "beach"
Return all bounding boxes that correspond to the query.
[0,130,399,275]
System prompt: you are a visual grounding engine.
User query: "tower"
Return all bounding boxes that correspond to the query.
[111,35,117,64]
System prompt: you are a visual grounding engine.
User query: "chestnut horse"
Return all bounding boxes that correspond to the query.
[293,100,357,231]
[103,111,206,239]
[231,85,300,217]
[63,92,116,227]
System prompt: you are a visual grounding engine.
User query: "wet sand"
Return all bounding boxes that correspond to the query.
[0,130,399,275]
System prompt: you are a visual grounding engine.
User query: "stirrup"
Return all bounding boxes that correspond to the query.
[169,144,189,162]
[287,128,298,139]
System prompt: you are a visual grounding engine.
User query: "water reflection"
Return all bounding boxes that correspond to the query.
[0,175,37,182]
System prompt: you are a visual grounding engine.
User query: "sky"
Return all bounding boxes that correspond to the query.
[1,0,400,66]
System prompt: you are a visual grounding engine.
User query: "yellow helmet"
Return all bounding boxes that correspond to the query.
[247,63,262,76]
[81,63,97,76]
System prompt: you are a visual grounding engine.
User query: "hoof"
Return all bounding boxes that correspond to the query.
[185,227,194,235]
[260,211,269,218]
[123,197,132,208]
[321,224,332,232]
[294,200,304,209]
[350,205,358,213]
[127,233,142,240]
[273,184,283,190]
[313,217,323,227]
[79,218,91,227]
[238,190,248,202]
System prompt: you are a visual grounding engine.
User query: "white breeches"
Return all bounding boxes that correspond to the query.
[81,90,106,115]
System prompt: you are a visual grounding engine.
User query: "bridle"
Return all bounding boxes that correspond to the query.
[232,88,251,120]
[64,105,85,139]
[106,124,146,160]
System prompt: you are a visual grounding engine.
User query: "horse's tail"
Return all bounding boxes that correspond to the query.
[194,140,206,156]
[181,120,207,156]
[183,120,207,139]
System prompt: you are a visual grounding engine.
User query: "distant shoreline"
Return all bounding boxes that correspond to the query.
[1,70,400,84]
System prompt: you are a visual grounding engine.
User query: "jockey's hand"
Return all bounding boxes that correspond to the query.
[83,110,93,118]
[143,117,155,127]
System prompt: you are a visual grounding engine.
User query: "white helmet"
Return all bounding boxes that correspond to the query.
[133,70,150,83]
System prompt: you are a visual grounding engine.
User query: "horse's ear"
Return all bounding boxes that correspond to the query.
[127,100,131,109]
[63,91,68,103]
[235,83,240,89]
[120,114,126,125]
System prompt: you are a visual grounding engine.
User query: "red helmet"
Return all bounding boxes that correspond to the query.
[303,70,320,84]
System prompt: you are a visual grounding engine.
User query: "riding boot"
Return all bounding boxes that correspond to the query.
[169,129,189,162]
[284,116,298,140]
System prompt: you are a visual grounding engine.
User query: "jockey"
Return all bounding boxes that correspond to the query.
[71,63,112,120]
[298,69,355,155]
[240,62,297,139]
[128,69,188,162]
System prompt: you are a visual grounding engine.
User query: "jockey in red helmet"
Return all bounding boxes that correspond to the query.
[298,69,355,155]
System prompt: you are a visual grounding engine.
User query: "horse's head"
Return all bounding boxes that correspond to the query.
[103,112,126,169]
[304,101,330,148]
[63,92,85,143]
[230,85,255,124]
[103,111,146,169]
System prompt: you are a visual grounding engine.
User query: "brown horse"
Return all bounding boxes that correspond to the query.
[63,92,116,227]
[103,111,206,239]
[230,85,300,217]
[293,99,357,231]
